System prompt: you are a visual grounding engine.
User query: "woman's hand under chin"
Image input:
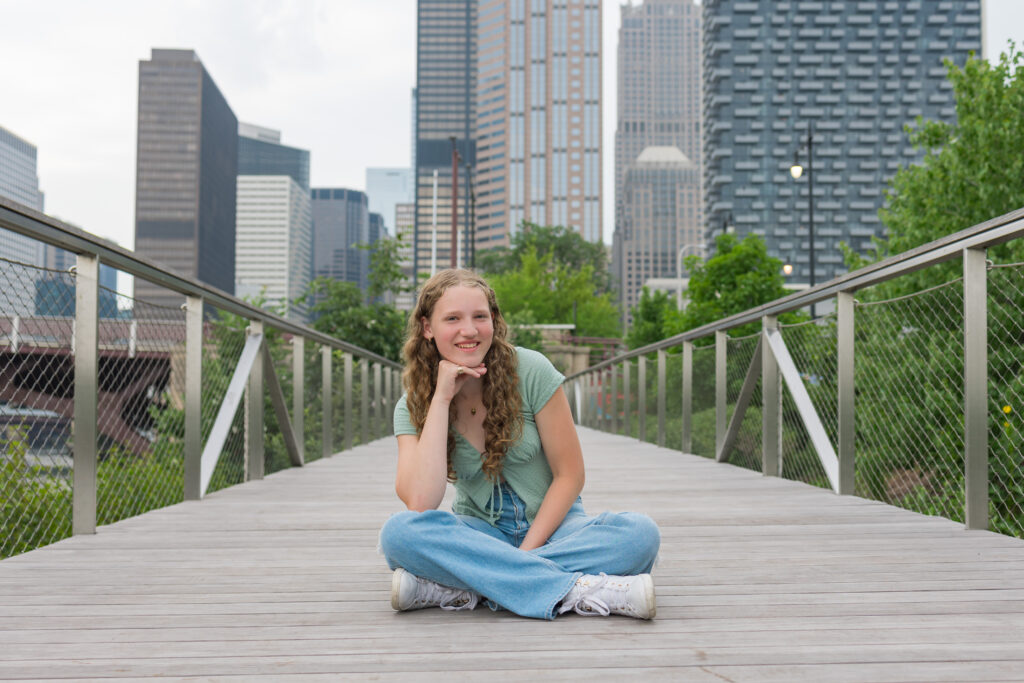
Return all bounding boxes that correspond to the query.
[434,359,487,404]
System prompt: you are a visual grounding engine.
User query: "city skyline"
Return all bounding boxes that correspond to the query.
[1,0,1022,272]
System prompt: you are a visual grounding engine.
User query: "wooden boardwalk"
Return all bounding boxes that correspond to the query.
[2,428,1024,682]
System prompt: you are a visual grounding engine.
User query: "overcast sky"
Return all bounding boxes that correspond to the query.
[2,0,1021,258]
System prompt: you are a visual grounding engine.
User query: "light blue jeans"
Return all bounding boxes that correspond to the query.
[379,483,661,620]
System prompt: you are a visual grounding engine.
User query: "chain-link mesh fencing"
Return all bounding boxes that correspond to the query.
[262,328,294,477]
[1,256,75,558]
[690,342,716,458]
[987,263,1024,538]
[723,332,761,472]
[203,306,249,494]
[778,315,836,489]
[303,343,325,463]
[663,350,683,452]
[95,284,185,526]
[855,278,966,523]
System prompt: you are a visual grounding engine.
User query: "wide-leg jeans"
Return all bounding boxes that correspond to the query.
[379,483,661,620]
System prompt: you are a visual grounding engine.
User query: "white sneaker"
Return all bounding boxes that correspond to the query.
[558,572,656,619]
[390,568,479,612]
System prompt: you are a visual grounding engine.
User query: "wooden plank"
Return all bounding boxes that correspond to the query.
[1,427,1023,679]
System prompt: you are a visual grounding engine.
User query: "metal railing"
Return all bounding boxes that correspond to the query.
[0,197,402,559]
[567,206,1024,538]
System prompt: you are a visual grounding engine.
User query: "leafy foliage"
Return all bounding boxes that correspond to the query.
[487,246,620,339]
[299,277,406,362]
[625,287,678,350]
[670,233,804,340]
[478,222,614,294]
[859,43,1024,294]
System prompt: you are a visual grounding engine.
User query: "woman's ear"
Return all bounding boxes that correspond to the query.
[421,316,433,340]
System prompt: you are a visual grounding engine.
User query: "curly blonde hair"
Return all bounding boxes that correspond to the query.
[402,269,522,483]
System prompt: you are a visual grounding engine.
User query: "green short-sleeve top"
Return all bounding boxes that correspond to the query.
[393,346,566,524]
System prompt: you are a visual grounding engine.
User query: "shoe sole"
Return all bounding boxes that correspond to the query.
[391,568,407,611]
[641,574,657,620]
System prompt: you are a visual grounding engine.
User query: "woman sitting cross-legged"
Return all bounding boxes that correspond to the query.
[379,269,660,620]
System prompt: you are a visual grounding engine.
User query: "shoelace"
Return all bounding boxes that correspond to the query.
[417,579,479,611]
[558,572,612,616]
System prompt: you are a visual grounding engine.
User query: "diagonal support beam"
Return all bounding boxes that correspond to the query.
[717,337,762,463]
[764,328,840,492]
[200,331,264,497]
[263,342,303,467]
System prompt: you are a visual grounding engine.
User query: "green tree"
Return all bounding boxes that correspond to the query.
[488,246,620,339]
[859,44,1024,293]
[363,236,410,301]
[477,222,613,293]
[626,286,678,349]
[298,277,406,362]
[673,233,800,339]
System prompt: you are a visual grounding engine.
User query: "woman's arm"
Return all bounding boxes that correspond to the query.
[519,386,585,551]
[394,361,485,511]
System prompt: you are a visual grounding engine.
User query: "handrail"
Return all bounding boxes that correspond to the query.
[0,196,400,368]
[567,206,1024,378]
[1,196,404,558]
[566,206,1024,536]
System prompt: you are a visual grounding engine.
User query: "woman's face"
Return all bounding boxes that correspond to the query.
[422,285,494,367]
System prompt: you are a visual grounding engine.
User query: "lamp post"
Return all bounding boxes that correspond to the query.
[790,122,815,315]
[676,243,706,310]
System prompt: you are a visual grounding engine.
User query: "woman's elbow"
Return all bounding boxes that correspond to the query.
[396,485,441,512]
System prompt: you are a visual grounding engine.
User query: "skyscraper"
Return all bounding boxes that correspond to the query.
[612,0,703,320]
[134,48,238,308]
[703,0,982,285]
[414,0,476,280]
[238,122,310,191]
[311,188,373,292]
[0,125,45,268]
[616,147,702,324]
[394,202,416,310]
[236,176,312,322]
[474,0,604,246]
[366,167,414,233]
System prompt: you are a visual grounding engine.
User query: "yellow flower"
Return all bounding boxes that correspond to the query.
[1004,421,1011,428]
[1003,405,1013,414]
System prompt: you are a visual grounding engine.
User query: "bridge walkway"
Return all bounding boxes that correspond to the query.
[2,428,1024,681]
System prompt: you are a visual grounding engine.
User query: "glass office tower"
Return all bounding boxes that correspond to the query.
[703,0,981,285]
[414,0,477,280]
[474,0,604,246]
[134,49,238,308]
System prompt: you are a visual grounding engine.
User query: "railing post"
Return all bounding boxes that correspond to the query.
[292,336,305,463]
[384,366,393,436]
[682,340,693,453]
[715,330,727,457]
[585,374,593,428]
[343,353,353,451]
[184,294,203,501]
[623,361,631,438]
[609,363,618,435]
[657,349,666,447]
[373,362,383,439]
[72,253,99,535]
[837,291,856,495]
[322,345,333,458]
[638,355,647,442]
[762,316,780,477]
[361,359,369,445]
[245,320,264,481]
[964,247,988,530]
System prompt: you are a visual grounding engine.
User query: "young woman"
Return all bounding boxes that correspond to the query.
[379,269,660,620]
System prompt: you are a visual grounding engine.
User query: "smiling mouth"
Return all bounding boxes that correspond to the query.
[455,342,479,350]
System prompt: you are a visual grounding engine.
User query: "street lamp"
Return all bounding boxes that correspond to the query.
[790,122,815,315]
[676,243,706,310]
